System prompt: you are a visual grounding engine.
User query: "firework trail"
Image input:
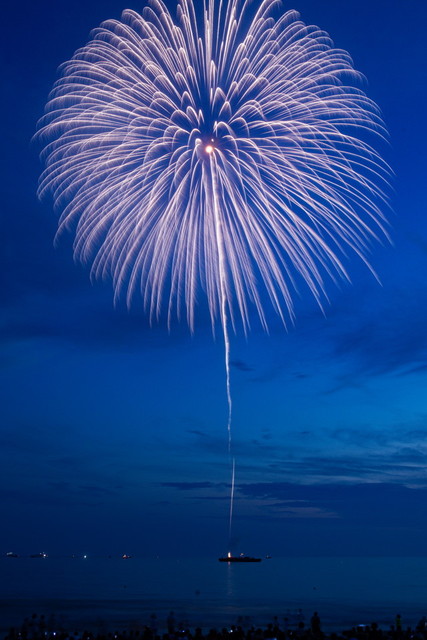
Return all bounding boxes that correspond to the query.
[229,456,235,548]
[37,0,390,548]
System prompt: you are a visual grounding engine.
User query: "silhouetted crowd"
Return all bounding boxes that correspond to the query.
[4,612,427,640]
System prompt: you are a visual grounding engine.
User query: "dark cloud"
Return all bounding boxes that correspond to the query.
[0,480,114,509]
[187,428,279,460]
[160,481,221,491]
[230,359,254,372]
[238,481,427,526]
[0,423,71,457]
[0,285,198,355]
[267,449,427,487]
[77,484,116,496]
[183,418,427,487]
[261,429,273,440]
[329,287,427,379]
[248,361,288,383]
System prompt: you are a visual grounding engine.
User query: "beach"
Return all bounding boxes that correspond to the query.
[1,557,427,634]
[4,612,427,640]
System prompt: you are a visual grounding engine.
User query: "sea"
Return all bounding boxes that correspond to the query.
[1,556,427,634]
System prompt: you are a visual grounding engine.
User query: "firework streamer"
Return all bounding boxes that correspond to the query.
[208,148,235,545]
[37,0,391,549]
[207,147,233,447]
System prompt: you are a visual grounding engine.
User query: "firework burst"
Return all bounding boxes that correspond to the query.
[37,0,390,337]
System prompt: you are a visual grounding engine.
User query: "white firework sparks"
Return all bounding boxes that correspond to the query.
[37,0,390,338]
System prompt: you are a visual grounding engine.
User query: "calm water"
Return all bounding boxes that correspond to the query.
[1,557,427,633]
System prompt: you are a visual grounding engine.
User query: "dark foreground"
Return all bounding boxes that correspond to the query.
[5,614,427,640]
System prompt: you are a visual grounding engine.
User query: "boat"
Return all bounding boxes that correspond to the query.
[218,552,261,563]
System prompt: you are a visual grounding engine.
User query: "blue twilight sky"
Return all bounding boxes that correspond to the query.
[1,0,427,558]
